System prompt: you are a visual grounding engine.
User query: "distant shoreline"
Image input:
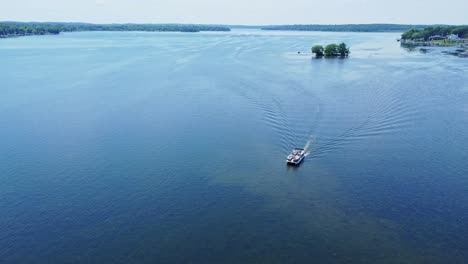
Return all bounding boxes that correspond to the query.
[0,22,231,39]
[260,24,443,32]
[2,22,467,39]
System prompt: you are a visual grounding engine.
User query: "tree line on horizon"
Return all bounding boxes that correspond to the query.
[262,24,432,32]
[0,22,231,37]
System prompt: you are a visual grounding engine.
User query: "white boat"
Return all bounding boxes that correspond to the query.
[286,148,305,165]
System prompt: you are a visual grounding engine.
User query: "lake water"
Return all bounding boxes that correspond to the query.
[1,30,467,263]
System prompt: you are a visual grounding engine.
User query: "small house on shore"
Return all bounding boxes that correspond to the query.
[447,34,460,41]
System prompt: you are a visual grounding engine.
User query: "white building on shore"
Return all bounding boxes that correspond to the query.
[447,34,460,41]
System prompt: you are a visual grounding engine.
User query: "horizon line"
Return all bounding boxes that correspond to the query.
[1,21,465,27]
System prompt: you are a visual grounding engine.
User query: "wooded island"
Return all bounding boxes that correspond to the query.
[312,43,350,58]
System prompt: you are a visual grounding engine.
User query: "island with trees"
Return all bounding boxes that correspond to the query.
[0,22,231,38]
[312,43,350,58]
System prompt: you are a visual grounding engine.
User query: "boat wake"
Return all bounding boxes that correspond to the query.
[303,137,314,157]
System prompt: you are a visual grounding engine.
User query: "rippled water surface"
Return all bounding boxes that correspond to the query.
[1,30,468,263]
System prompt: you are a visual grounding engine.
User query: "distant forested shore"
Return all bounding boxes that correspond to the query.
[399,26,468,57]
[401,26,468,41]
[3,22,467,40]
[0,22,230,38]
[262,24,440,32]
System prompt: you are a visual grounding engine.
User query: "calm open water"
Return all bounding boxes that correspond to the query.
[1,30,468,263]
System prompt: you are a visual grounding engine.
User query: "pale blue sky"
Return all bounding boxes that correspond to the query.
[1,0,467,25]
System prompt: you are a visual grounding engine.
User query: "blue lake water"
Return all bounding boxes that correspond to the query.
[1,30,468,263]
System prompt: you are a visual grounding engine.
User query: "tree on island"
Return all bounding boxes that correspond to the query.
[337,43,350,56]
[325,44,338,57]
[311,45,324,57]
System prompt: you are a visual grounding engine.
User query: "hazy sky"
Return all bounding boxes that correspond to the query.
[1,0,467,25]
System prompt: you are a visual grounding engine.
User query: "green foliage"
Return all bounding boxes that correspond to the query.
[337,43,350,56]
[312,43,350,58]
[325,44,338,57]
[452,26,468,37]
[0,22,231,38]
[401,29,417,40]
[401,25,468,40]
[311,45,324,57]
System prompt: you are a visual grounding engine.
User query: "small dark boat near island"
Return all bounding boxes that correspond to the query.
[286,148,305,165]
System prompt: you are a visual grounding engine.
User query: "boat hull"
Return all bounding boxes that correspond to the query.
[286,155,305,165]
